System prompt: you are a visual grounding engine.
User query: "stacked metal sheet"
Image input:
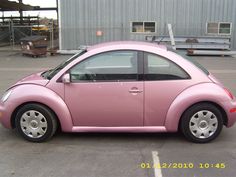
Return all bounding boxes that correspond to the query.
[146,36,231,50]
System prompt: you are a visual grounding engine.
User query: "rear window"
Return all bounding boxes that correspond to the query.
[172,50,209,75]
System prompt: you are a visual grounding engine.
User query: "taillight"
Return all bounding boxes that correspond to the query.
[224,88,234,100]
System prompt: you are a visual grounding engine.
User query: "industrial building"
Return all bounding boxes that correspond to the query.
[58,0,236,52]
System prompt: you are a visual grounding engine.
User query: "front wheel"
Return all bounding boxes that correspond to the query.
[15,104,58,142]
[180,103,223,143]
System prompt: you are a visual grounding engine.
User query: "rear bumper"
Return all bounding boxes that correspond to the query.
[222,99,236,127]
[226,113,236,127]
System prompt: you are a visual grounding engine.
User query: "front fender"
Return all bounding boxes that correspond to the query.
[6,84,73,132]
[165,83,230,132]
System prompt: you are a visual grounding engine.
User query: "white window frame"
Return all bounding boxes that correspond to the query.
[219,22,232,35]
[130,21,156,34]
[206,22,219,35]
[206,22,232,35]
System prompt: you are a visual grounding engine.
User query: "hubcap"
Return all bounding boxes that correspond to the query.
[189,110,218,139]
[20,110,48,138]
[199,120,208,129]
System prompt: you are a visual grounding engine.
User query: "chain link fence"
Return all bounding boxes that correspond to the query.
[0,20,59,51]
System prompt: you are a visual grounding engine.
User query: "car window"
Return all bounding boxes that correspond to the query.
[70,50,138,82]
[145,53,190,80]
[45,50,86,80]
[170,50,209,75]
[187,57,209,75]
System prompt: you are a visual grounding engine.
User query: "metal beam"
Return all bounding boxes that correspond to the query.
[0,0,36,11]
[0,7,57,11]
[0,0,57,11]
[188,50,236,56]
[33,7,57,11]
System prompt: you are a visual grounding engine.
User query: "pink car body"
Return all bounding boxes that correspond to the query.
[0,41,236,142]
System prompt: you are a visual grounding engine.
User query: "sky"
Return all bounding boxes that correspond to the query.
[0,0,57,19]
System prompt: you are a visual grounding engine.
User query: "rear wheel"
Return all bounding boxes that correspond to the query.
[15,104,57,142]
[180,103,223,143]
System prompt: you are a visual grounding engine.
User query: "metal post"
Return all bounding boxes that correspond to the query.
[121,23,124,41]
[52,19,54,49]
[9,20,15,49]
[2,11,4,23]
[49,19,54,50]
[19,0,23,24]
[167,24,176,50]
[8,21,11,46]
[11,20,15,49]
[56,0,59,21]
[37,16,40,34]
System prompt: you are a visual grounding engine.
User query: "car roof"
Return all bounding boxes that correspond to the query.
[87,41,167,52]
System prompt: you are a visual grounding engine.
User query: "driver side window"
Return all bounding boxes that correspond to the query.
[70,50,138,82]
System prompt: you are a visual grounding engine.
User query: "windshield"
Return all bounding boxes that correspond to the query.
[42,50,87,80]
[171,50,209,75]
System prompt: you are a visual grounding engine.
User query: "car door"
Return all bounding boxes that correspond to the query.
[144,52,194,126]
[64,50,144,127]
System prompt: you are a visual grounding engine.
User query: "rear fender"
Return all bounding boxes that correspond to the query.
[165,83,229,131]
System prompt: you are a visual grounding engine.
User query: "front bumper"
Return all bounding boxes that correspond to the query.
[0,101,15,129]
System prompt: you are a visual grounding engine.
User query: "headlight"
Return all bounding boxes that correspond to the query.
[1,90,12,102]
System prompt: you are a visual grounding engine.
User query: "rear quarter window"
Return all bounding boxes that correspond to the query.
[145,52,190,80]
[173,50,209,75]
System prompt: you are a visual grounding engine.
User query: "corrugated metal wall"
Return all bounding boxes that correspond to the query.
[59,0,236,50]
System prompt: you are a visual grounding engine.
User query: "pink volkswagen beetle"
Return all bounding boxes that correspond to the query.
[0,41,236,143]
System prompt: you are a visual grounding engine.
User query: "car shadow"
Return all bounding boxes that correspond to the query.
[51,131,187,147]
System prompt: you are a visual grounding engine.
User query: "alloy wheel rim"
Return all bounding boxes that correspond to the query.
[189,110,218,139]
[20,110,48,138]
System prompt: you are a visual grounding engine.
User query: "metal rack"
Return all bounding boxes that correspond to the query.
[146,36,231,50]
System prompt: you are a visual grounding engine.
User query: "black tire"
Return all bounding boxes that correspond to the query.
[180,103,223,143]
[15,104,57,142]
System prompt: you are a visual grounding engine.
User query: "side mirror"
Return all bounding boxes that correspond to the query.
[62,73,71,83]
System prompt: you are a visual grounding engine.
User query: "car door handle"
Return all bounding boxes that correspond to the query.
[129,89,143,93]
